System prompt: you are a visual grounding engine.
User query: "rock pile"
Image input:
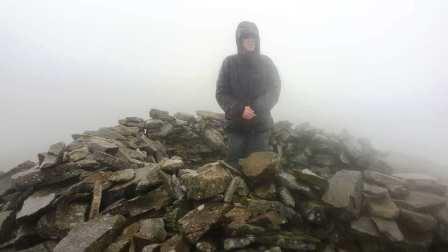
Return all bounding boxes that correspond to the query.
[0,108,447,252]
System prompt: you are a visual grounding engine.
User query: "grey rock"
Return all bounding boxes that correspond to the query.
[119,117,145,128]
[92,151,137,170]
[0,211,15,242]
[144,119,165,130]
[195,239,217,252]
[37,202,88,239]
[160,234,190,252]
[137,218,167,243]
[224,236,256,250]
[0,160,36,196]
[253,183,277,200]
[11,165,43,189]
[67,146,90,162]
[398,208,436,233]
[137,134,167,162]
[108,169,136,183]
[180,162,232,200]
[195,110,225,121]
[351,216,380,237]
[86,136,119,155]
[142,244,160,252]
[174,112,196,122]
[104,239,130,252]
[39,153,59,169]
[364,171,409,199]
[157,123,174,137]
[224,176,247,203]
[278,186,296,208]
[371,217,404,242]
[363,183,388,199]
[277,172,313,198]
[178,203,226,243]
[292,168,329,192]
[394,190,447,212]
[15,243,54,252]
[256,232,319,251]
[322,169,362,215]
[16,190,56,220]
[203,128,225,151]
[240,152,280,182]
[394,173,447,195]
[48,142,66,157]
[149,108,176,122]
[160,157,184,174]
[104,187,171,217]
[53,214,126,252]
[365,193,399,219]
[300,201,327,225]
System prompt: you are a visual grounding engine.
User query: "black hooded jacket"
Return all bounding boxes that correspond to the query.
[216,21,281,132]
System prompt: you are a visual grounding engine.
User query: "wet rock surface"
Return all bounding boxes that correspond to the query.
[0,108,447,251]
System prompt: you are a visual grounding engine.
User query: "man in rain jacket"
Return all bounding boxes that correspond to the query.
[216,21,281,169]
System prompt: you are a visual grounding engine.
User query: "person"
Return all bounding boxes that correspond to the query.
[215,21,281,169]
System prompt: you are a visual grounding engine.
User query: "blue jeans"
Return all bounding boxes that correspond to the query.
[225,128,272,169]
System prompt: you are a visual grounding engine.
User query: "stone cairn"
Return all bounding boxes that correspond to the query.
[0,108,447,252]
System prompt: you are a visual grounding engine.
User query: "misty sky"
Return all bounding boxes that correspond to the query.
[1,0,447,171]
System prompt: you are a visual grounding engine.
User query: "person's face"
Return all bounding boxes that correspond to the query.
[242,37,256,52]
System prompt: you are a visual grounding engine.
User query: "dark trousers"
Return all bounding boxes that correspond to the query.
[225,129,272,169]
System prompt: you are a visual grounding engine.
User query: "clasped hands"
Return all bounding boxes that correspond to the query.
[242,106,256,120]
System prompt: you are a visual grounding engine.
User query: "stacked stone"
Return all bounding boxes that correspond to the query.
[0,108,446,252]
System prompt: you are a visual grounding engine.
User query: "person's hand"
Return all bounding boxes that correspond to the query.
[242,106,256,120]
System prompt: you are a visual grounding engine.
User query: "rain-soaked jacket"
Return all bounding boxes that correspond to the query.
[216,21,281,133]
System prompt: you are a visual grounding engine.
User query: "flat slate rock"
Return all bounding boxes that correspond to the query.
[394,190,447,212]
[53,214,126,252]
[178,203,226,243]
[371,217,404,242]
[16,190,56,220]
[366,193,399,219]
[398,208,437,233]
[394,173,447,195]
[322,169,362,215]
[351,216,380,237]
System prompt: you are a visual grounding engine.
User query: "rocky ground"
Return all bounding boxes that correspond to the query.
[0,108,447,252]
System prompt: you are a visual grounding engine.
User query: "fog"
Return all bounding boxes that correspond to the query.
[1,0,447,172]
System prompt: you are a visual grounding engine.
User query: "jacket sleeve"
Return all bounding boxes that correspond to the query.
[251,57,281,114]
[216,57,245,120]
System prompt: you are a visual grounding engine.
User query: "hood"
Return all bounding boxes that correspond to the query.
[236,21,260,55]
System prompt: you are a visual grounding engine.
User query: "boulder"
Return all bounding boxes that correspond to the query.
[240,152,280,182]
[136,218,167,243]
[180,162,232,200]
[159,157,184,174]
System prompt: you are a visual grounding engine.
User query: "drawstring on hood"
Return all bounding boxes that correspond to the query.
[236,21,260,55]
